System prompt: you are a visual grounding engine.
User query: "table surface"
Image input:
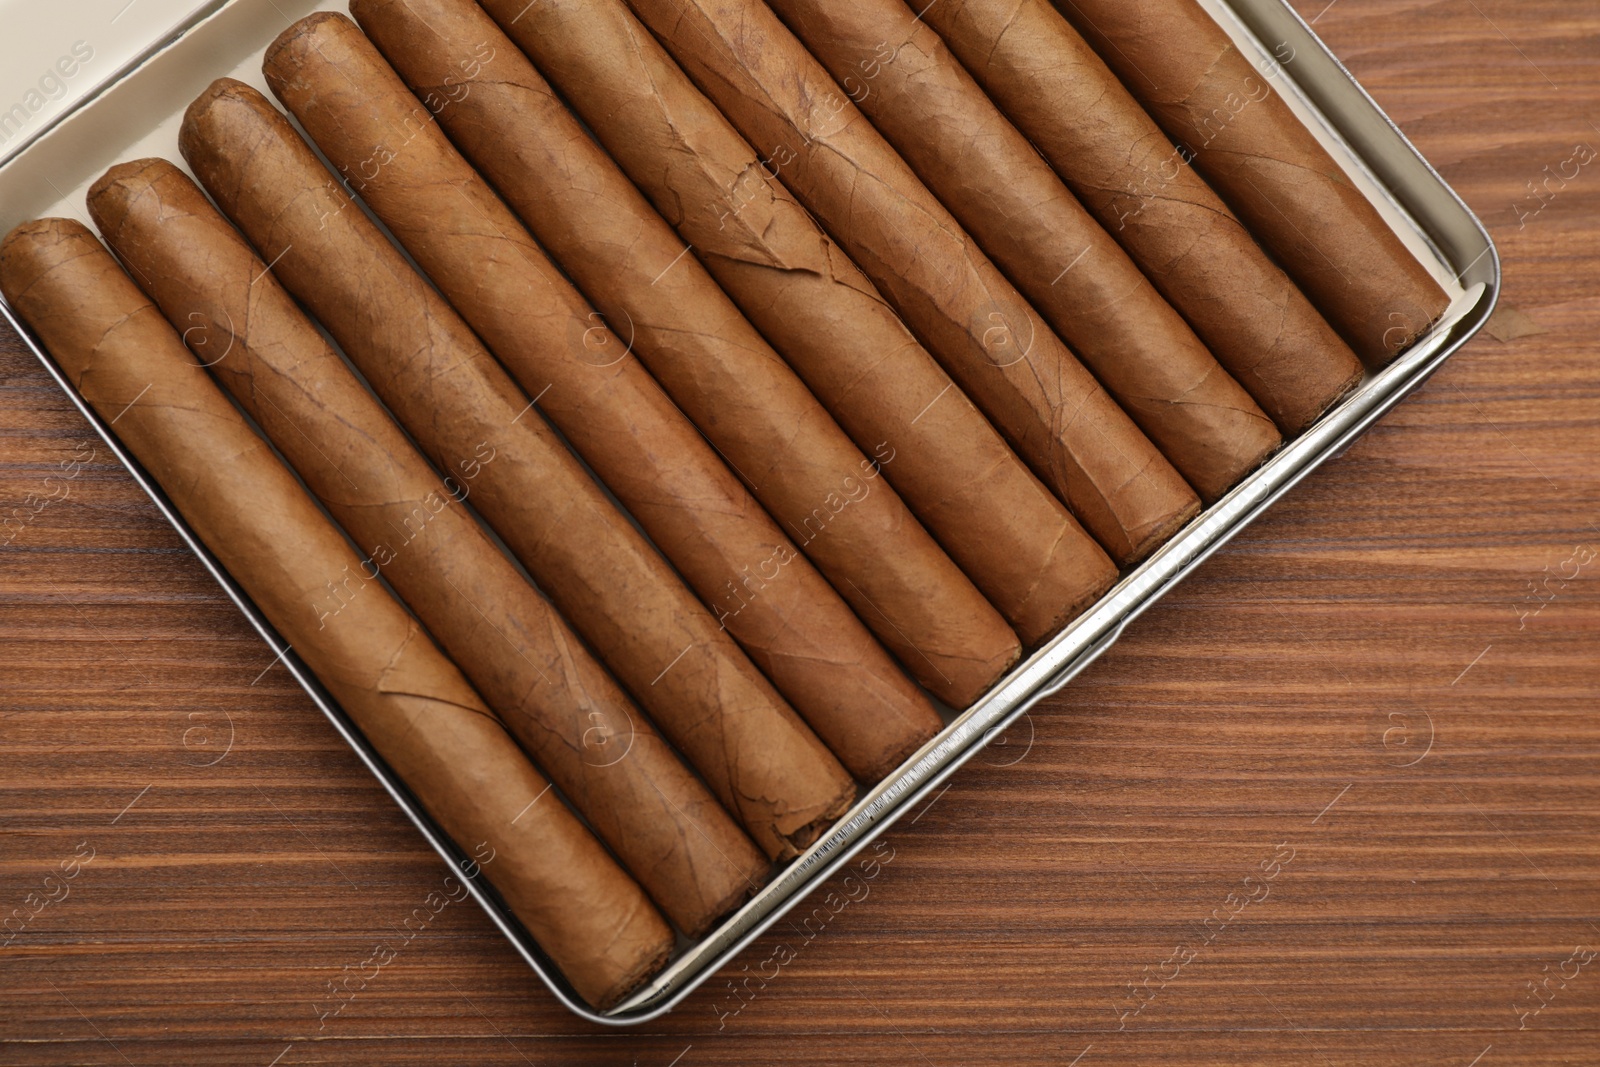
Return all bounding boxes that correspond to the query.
[3,0,1597,1063]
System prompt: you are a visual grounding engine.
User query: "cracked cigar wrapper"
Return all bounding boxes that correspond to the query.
[257,10,940,767]
[766,0,1281,503]
[0,218,673,1009]
[914,0,1364,435]
[268,12,1017,710]
[610,0,1199,564]
[87,158,768,934]
[1057,0,1450,366]
[381,0,1116,645]
[180,79,855,860]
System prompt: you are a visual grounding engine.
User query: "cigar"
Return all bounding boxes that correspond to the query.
[593,0,1199,564]
[86,158,768,932]
[1056,0,1450,366]
[913,0,1365,435]
[179,81,858,857]
[763,0,1281,502]
[352,0,1113,647]
[0,217,673,1009]
[261,16,1017,711]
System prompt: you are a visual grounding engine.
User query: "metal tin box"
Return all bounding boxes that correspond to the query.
[0,0,1498,1025]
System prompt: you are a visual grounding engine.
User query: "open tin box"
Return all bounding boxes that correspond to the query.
[0,0,1498,1025]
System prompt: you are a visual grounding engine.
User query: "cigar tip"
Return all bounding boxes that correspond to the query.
[86,158,175,233]
[858,713,945,782]
[266,9,358,71]
[182,77,258,135]
[87,157,170,198]
[591,930,675,1011]
[1,216,87,252]
[193,76,256,107]
[0,218,100,306]
[1124,494,1203,566]
[682,865,767,941]
[180,78,269,166]
[774,780,859,859]
[0,217,88,269]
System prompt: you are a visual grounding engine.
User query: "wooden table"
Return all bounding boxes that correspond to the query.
[3,1,1596,1063]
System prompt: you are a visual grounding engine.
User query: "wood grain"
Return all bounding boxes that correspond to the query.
[2,0,1597,1062]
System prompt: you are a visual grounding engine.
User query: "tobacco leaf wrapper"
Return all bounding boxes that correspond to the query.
[271,12,1016,708]
[272,8,934,780]
[1057,0,1450,366]
[87,157,768,935]
[365,0,1114,645]
[180,78,852,860]
[0,217,673,1009]
[914,0,1364,435]
[767,0,1281,502]
[606,0,1199,564]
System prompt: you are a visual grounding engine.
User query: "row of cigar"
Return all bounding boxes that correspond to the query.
[0,0,1450,1009]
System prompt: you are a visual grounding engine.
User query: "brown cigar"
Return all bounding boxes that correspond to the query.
[1056,0,1450,366]
[0,217,673,1009]
[913,0,1365,435]
[178,81,856,858]
[261,16,1015,711]
[351,0,1113,646]
[86,157,769,931]
[596,0,1199,563]
[764,0,1281,502]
